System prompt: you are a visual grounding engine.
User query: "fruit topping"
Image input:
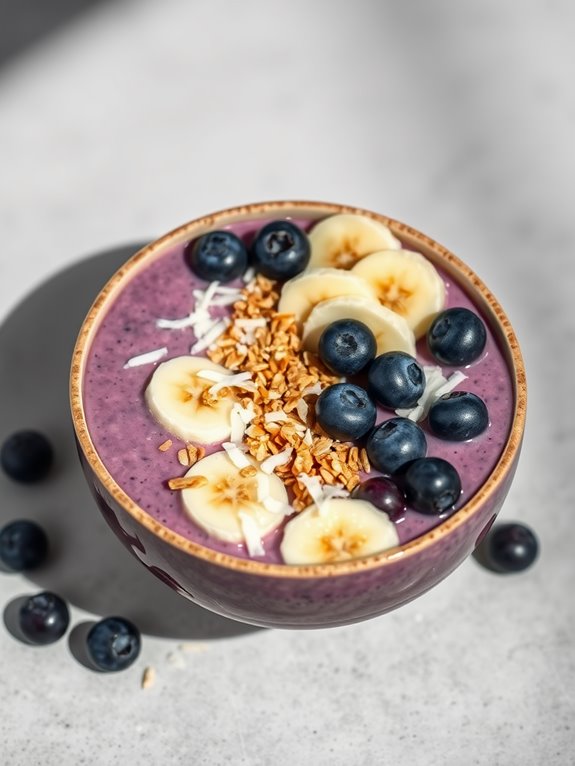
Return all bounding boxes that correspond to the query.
[86,616,141,672]
[0,520,48,572]
[318,318,376,376]
[1,430,53,483]
[315,384,377,442]
[186,230,248,283]
[19,591,70,645]
[351,249,445,338]
[280,498,399,564]
[308,213,400,270]
[427,391,489,441]
[302,295,415,357]
[250,220,310,280]
[351,477,406,521]
[403,457,461,515]
[427,307,487,366]
[481,522,539,573]
[366,417,427,475]
[368,351,426,410]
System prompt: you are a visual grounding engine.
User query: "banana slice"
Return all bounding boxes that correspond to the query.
[181,451,288,546]
[146,356,235,444]
[280,498,399,564]
[308,214,401,270]
[302,295,416,357]
[277,267,377,327]
[352,250,445,339]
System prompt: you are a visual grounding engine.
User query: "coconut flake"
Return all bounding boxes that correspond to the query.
[208,294,241,307]
[196,369,227,383]
[197,281,220,312]
[214,285,243,295]
[395,366,468,422]
[243,266,256,283]
[208,371,256,395]
[264,411,289,424]
[238,512,265,557]
[230,404,247,443]
[302,381,323,397]
[297,473,324,505]
[123,347,168,369]
[263,496,292,515]
[260,447,293,474]
[434,370,468,398]
[235,318,267,330]
[156,311,207,330]
[222,442,251,469]
[190,317,231,353]
[296,399,309,422]
[303,429,313,446]
[237,402,256,425]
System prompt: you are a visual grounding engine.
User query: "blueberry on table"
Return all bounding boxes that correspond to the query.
[186,230,247,283]
[19,592,70,645]
[86,617,141,672]
[427,307,487,366]
[484,523,539,573]
[368,351,425,409]
[366,417,427,475]
[0,520,48,571]
[315,383,376,441]
[403,457,462,515]
[1,430,53,483]
[351,477,406,521]
[428,391,489,441]
[318,319,376,376]
[250,220,310,280]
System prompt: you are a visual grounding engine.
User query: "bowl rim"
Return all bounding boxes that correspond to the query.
[70,200,527,579]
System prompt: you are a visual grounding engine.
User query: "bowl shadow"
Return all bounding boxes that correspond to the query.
[0,243,260,640]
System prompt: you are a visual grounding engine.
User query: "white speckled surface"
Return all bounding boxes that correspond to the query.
[0,1,574,764]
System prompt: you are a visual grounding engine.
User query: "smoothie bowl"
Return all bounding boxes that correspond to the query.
[70,201,526,629]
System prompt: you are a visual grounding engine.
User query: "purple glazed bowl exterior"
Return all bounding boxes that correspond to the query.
[70,201,526,630]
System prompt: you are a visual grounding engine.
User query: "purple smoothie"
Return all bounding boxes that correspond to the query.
[83,216,514,564]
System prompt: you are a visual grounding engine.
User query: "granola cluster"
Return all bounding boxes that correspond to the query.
[207,275,370,510]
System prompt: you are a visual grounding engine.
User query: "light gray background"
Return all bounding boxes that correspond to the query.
[0,1,573,764]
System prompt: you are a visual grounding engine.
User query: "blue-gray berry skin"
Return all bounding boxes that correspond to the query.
[0,520,48,571]
[368,351,425,409]
[403,457,462,515]
[366,417,427,475]
[427,307,487,366]
[186,230,247,282]
[86,617,141,672]
[315,383,377,441]
[318,319,376,376]
[428,391,489,441]
[19,592,70,645]
[485,523,539,573]
[250,220,310,280]
[1,430,53,483]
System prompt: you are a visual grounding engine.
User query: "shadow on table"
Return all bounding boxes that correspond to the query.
[0,242,260,640]
[0,0,114,69]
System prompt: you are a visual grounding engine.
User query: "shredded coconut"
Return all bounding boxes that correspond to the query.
[264,411,289,424]
[190,318,231,354]
[296,473,324,505]
[396,366,467,422]
[301,381,323,397]
[238,512,265,557]
[222,442,251,469]
[260,447,293,474]
[295,399,309,422]
[230,404,248,443]
[242,266,256,283]
[123,347,168,369]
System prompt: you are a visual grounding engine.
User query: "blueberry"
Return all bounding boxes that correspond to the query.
[1,430,53,483]
[368,351,425,409]
[484,523,539,573]
[186,230,247,283]
[366,417,427,475]
[351,477,406,521]
[428,391,489,441]
[86,616,141,672]
[315,383,376,441]
[403,457,461,515]
[19,592,70,645]
[250,220,310,280]
[0,520,48,571]
[427,307,487,366]
[318,319,376,376]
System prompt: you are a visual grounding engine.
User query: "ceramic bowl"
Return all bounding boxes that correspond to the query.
[70,201,526,629]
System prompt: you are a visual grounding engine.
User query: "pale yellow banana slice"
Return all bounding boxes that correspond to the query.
[146,356,234,444]
[277,268,377,327]
[352,249,445,339]
[302,295,416,357]
[280,498,399,565]
[308,214,401,270]
[181,451,288,546]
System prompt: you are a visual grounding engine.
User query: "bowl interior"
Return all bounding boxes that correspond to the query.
[70,200,526,578]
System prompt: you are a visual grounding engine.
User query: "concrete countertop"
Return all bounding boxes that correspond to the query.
[0,1,573,764]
